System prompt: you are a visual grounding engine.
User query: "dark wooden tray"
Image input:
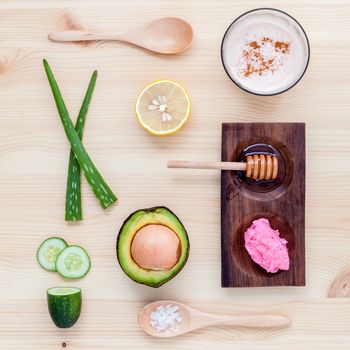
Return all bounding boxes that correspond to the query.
[221,123,305,287]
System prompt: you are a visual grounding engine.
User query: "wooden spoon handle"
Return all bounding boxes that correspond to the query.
[167,160,247,171]
[48,30,127,42]
[212,313,291,328]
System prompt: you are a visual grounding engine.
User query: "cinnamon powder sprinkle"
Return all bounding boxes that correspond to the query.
[242,37,290,77]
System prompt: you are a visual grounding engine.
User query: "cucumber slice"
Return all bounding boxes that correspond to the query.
[47,287,82,328]
[37,237,68,271]
[56,245,91,279]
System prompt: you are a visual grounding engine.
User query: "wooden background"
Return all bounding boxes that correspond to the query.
[0,0,350,349]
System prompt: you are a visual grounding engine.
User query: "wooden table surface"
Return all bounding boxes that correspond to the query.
[1,0,350,349]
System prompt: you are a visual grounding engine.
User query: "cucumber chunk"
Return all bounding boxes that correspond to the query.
[37,237,68,271]
[47,287,82,328]
[56,246,91,279]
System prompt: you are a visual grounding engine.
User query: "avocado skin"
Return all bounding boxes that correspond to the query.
[116,206,190,288]
[47,289,82,328]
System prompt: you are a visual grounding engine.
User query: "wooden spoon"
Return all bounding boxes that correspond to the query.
[48,17,193,54]
[139,300,291,338]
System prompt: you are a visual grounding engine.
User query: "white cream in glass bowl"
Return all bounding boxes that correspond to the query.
[221,8,310,96]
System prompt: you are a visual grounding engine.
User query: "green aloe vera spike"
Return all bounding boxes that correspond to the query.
[65,71,97,221]
[43,59,117,209]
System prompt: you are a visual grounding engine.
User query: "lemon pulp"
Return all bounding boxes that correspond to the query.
[135,80,191,135]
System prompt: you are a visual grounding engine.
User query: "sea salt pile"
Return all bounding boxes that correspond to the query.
[150,304,182,332]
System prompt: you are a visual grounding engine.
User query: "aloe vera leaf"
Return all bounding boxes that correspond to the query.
[43,59,117,209]
[65,71,97,221]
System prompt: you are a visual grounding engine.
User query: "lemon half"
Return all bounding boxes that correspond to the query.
[135,80,191,135]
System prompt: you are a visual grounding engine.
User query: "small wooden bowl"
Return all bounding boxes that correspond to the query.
[233,213,296,279]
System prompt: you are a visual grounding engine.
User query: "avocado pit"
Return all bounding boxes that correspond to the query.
[117,206,190,287]
[131,224,180,270]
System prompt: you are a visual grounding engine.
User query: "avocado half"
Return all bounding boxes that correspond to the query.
[116,206,189,288]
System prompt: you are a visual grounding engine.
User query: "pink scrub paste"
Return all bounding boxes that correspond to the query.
[244,218,290,273]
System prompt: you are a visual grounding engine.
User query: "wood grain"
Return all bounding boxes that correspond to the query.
[1,0,350,349]
[221,123,305,287]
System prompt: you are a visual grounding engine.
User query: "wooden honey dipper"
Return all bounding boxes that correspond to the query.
[168,154,278,180]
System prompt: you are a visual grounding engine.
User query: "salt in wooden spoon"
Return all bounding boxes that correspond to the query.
[48,17,193,54]
[139,300,291,338]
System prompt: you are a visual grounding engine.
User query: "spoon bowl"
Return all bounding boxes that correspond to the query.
[137,18,193,54]
[139,300,191,338]
[139,300,291,338]
[48,17,194,54]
